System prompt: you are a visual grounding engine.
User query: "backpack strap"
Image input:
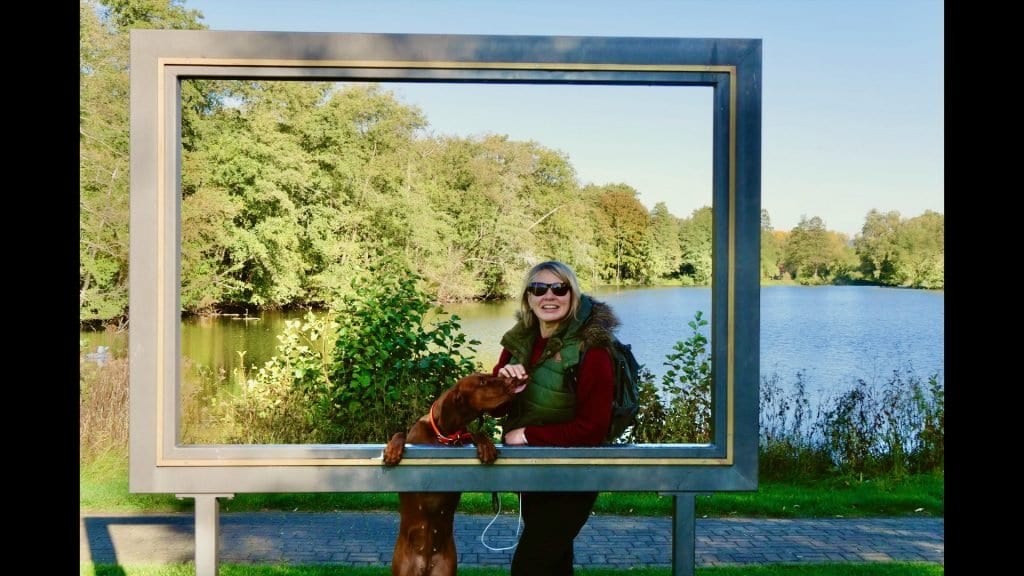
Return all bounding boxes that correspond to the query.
[564,346,585,394]
[566,342,619,394]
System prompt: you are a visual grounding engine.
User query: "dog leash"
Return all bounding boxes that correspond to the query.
[480,492,522,551]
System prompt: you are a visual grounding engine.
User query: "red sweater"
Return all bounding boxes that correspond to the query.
[491,336,614,446]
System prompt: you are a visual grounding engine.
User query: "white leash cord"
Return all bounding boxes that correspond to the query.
[480,492,522,551]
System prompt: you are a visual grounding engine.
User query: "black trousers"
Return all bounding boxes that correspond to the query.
[511,491,599,576]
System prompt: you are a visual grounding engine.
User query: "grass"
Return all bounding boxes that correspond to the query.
[81,563,944,575]
[81,451,943,518]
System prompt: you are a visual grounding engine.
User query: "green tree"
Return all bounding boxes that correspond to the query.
[519,143,597,286]
[98,0,202,29]
[300,83,430,303]
[188,81,326,309]
[414,134,540,301]
[852,209,943,289]
[895,210,944,289]
[80,1,130,325]
[853,209,902,284]
[677,206,713,285]
[760,209,783,280]
[783,215,832,283]
[648,202,683,281]
[825,230,859,282]
[588,184,652,284]
[79,0,204,326]
[180,81,432,311]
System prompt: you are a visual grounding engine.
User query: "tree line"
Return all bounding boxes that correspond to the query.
[80,0,944,329]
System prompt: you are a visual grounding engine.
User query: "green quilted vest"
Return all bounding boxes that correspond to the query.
[499,295,594,431]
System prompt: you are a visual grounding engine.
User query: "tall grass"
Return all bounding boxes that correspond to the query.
[625,311,944,480]
[757,368,944,480]
[80,356,129,463]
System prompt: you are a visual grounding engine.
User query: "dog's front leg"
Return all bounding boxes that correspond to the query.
[472,433,499,464]
[383,432,407,466]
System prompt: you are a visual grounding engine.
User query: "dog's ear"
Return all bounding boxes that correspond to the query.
[448,373,477,400]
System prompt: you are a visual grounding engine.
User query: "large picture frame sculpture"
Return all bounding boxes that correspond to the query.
[129,30,761,575]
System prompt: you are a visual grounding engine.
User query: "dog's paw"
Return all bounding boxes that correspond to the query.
[474,434,499,464]
[383,433,407,466]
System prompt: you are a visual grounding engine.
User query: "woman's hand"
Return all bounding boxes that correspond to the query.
[504,427,528,445]
[498,363,528,380]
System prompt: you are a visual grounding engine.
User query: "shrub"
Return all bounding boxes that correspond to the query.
[660,310,713,443]
[214,260,482,444]
[323,264,481,442]
[626,366,663,443]
[632,310,712,443]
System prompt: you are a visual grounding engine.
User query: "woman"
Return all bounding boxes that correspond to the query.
[491,260,620,575]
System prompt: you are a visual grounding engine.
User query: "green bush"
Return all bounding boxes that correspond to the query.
[628,366,665,443]
[323,263,482,442]
[214,260,482,444]
[630,311,712,444]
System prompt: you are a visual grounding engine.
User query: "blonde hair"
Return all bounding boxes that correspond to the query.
[518,260,583,329]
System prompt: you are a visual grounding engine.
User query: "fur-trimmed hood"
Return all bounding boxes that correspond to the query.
[575,296,620,350]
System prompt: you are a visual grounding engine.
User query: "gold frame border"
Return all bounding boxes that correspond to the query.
[155,58,737,466]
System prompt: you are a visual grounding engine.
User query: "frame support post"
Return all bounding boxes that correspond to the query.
[671,492,697,576]
[177,493,234,576]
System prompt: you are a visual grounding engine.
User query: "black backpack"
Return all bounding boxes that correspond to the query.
[569,337,642,443]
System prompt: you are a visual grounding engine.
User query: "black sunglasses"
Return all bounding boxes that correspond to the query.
[526,282,571,297]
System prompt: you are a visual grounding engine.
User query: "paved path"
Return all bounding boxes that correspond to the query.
[81,511,943,568]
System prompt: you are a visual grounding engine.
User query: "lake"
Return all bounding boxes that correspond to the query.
[81,285,944,405]
[445,285,945,404]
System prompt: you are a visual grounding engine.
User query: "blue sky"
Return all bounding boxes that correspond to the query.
[184,0,944,237]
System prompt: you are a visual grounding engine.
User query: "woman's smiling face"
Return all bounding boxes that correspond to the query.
[528,269,571,336]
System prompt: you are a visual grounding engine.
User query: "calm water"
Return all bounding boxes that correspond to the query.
[445,285,945,404]
[81,286,944,404]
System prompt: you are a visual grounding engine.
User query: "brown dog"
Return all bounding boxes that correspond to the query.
[383,372,526,576]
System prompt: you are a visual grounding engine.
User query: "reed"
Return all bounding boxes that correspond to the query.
[79,357,129,462]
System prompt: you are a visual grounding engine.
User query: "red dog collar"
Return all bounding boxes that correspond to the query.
[429,401,473,446]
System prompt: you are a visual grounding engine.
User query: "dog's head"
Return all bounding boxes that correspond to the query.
[448,372,528,414]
